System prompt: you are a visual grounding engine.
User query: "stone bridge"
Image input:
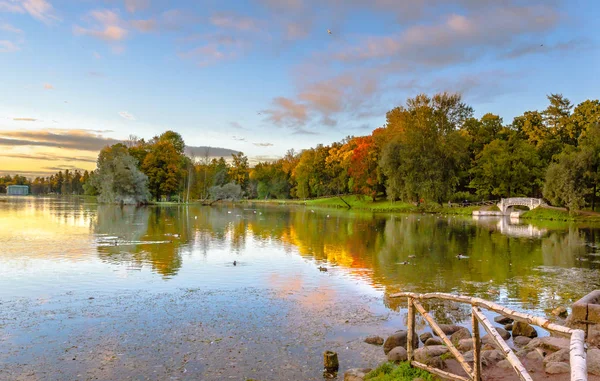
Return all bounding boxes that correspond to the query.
[497,197,546,215]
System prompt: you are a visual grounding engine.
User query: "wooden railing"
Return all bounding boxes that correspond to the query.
[390,292,587,381]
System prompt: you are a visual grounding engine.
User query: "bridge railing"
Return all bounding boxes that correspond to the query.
[390,292,587,381]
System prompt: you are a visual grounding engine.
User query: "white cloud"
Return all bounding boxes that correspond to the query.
[92,51,102,59]
[22,0,59,25]
[0,23,23,34]
[74,9,128,42]
[43,83,54,90]
[125,0,149,13]
[119,111,136,120]
[0,40,19,53]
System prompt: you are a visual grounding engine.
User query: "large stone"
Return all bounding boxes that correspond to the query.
[497,359,512,369]
[495,327,510,340]
[525,337,569,352]
[504,324,513,331]
[450,328,471,346]
[458,338,473,352]
[481,335,500,349]
[462,350,474,362]
[526,348,545,361]
[545,362,570,374]
[344,368,372,381]
[419,332,433,343]
[434,324,464,336]
[588,348,600,376]
[481,350,504,367]
[513,336,532,347]
[543,348,570,364]
[494,315,514,325]
[512,321,538,338]
[383,330,419,354]
[414,345,448,368]
[388,346,408,363]
[364,335,384,346]
[552,306,568,318]
[425,337,443,346]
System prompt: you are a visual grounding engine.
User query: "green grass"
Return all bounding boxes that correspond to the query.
[249,195,476,215]
[521,206,600,222]
[365,362,437,381]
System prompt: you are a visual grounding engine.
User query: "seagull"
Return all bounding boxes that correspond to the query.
[456,254,469,260]
[257,112,262,115]
[327,29,332,35]
[233,260,237,266]
[540,44,544,47]
[397,261,410,265]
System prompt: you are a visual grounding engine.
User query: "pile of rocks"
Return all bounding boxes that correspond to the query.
[346,314,600,381]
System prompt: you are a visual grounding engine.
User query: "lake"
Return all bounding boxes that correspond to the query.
[1,196,599,380]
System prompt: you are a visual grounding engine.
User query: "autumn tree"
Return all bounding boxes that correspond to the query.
[229,152,250,192]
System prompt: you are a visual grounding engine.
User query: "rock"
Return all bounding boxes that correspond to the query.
[481,335,499,349]
[495,327,510,340]
[513,336,532,347]
[497,359,512,369]
[458,338,473,352]
[383,330,419,354]
[364,335,384,346]
[434,324,463,336]
[543,348,569,364]
[414,345,448,368]
[512,322,538,338]
[588,348,600,376]
[482,350,504,367]
[450,328,471,346]
[388,346,408,362]
[504,324,513,331]
[419,332,433,343]
[552,306,568,317]
[344,368,371,381]
[462,350,474,362]
[494,315,513,325]
[545,362,570,374]
[482,343,497,351]
[425,338,443,346]
[526,348,545,361]
[525,337,569,352]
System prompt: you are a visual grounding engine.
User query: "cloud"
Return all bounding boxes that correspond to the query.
[124,0,149,13]
[229,121,246,130]
[178,37,250,67]
[185,146,241,158]
[22,0,59,24]
[42,165,83,171]
[210,12,260,32]
[92,51,102,59]
[0,129,121,151]
[0,152,97,163]
[0,40,19,53]
[74,9,128,42]
[88,71,104,77]
[118,111,135,120]
[232,136,247,142]
[253,142,274,147]
[0,1,25,13]
[292,128,319,135]
[262,97,308,127]
[43,83,54,90]
[0,23,23,34]
[13,117,37,122]
[131,19,156,32]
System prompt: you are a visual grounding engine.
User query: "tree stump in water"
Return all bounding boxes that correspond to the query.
[323,351,339,373]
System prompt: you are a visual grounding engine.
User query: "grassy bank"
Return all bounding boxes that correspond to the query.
[521,206,600,222]
[248,195,478,215]
[365,362,436,381]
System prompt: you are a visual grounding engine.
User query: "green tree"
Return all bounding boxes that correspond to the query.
[470,134,544,198]
[543,148,588,211]
[142,140,184,200]
[229,152,250,192]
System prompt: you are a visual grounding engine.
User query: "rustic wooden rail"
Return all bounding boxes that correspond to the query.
[390,292,587,381]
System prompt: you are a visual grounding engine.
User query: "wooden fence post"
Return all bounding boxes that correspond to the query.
[472,307,481,381]
[407,297,415,363]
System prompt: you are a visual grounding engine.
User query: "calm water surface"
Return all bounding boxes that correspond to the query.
[1,196,600,380]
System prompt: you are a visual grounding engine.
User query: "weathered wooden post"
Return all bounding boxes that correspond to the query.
[472,307,481,381]
[407,297,415,363]
[323,351,339,373]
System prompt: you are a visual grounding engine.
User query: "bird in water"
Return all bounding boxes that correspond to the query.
[576,257,588,262]
[318,266,328,272]
[456,254,469,259]
[233,260,237,266]
[408,255,416,259]
[397,261,410,265]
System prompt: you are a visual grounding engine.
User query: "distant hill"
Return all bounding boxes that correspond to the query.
[185,146,241,158]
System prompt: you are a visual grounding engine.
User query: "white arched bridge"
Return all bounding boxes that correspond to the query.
[497,197,546,215]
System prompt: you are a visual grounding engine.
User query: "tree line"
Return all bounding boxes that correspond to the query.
[0,170,90,195]
[4,92,599,210]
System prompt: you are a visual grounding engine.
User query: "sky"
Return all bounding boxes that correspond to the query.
[0,0,599,177]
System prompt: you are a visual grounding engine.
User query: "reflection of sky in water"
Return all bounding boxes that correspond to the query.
[1,196,599,316]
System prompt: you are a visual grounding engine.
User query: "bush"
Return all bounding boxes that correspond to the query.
[209,182,243,201]
[449,191,479,203]
[365,361,437,381]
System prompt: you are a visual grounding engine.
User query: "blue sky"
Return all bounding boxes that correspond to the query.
[0,0,599,176]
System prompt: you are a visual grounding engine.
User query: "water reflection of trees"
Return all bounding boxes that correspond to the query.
[92,203,600,314]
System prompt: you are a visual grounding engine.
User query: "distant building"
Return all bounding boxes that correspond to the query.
[7,185,29,196]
